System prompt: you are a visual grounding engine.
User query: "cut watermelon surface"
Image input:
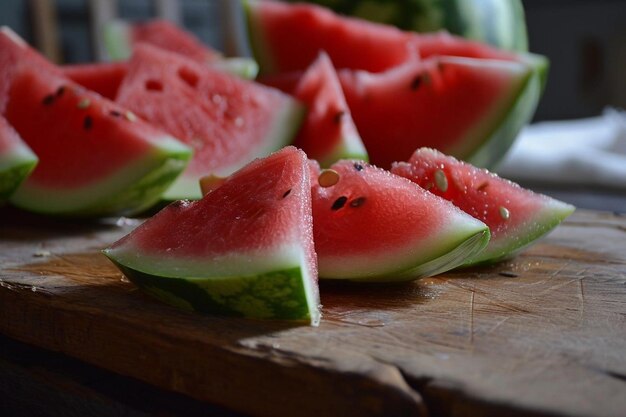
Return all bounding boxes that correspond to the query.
[62,61,128,100]
[245,0,419,74]
[260,52,367,167]
[104,19,259,79]
[116,44,303,200]
[0,116,37,201]
[5,66,191,216]
[339,56,531,169]
[391,148,575,264]
[309,160,490,281]
[104,146,320,325]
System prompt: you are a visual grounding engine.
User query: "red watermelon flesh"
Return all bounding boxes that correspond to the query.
[339,56,531,169]
[391,148,575,264]
[104,146,320,324]
[309,159,490,281]
[62,62,128,100]
[245,0,419,74]
[5,65,191,215]
[123,19,221,63]
[0,27,59,112]
[260,52,367,167]
[116,44,303,200]
[0,116,38,201]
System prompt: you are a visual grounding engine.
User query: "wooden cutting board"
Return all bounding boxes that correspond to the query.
[1,207,625,417]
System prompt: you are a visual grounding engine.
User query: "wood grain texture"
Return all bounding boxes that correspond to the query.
[1,207,625,417]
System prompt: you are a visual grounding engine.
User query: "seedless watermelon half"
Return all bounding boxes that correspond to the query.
[104,147,320,325]
[104,19,259,79]
[310,160,490,281]
[339,56,532,169]
[116,44,304,200]
[6,67,191,216]
[0,116,37,202]
[391,148,575,264]
[260,52,368,167]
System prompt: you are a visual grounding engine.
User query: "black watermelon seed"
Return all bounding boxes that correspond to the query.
[55,86,66,97]
[83,115,93,130]
[110,110,121,117]
[42,94,55,105]
[353,163,364,171]
[282,189,291,198]
[349,197,366,208]
[477,182,489,192]
[410,75,422,90]
[333,111,345,124]
[499,271,519,278]
[331,196,348,211]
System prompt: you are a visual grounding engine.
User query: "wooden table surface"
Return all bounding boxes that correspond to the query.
[1,207,625,417]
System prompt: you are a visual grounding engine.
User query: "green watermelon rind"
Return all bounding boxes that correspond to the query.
[319,215,491,282]
[161,98,306,201]
[318,137,369,168]
[103,249,319,324]
[10,136,192,216]
[466,198,575,266]
[0,146,38,202]
[244,0,278,75]
[103,20,260,80]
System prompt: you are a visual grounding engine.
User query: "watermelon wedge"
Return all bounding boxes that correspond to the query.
[309,160,490,281]
[62,61,128,100]
[0,116,37,201]
[5,65,191,216]
[116,44,303,200]
[245,0,419,74]
[260,52,368,167]
[104,19,259,79]
[391,148,575,264]
[339,56,532,169]
[104,146,320,325]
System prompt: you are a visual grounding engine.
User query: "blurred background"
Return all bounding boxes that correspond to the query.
[1,0,625,211]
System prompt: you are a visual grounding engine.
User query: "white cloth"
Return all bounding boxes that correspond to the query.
[497,108,626,189]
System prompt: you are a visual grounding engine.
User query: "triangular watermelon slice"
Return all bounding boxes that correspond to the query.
[0,116,37,202]
[339,56,532,169]
[260,52,368,167]
[104,146,320,325]
[104,19,259,79]
[62,61,128,100]
[391,148,575,264]
[116,44,304,200]
[6,66,191,216]
[309,160,490,281]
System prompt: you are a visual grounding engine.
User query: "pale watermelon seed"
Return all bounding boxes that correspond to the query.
[434,169,448,192]
[499,206,510,220]
[125,111,137,122]
[77,98,91,109]
[349,197,366,208]
[318,169,340,188]
[331,196,348,211]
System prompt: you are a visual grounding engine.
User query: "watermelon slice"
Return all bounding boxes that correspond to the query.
[309,160,490,281]
[0,116,37,201]
[104,146,320,325]
[5,65,191,216]
[116,44,303,200]
[260,52,368,167]
[245,0,419,74]
[62,61,128,100]
[104,19,259,79]
[339,56,532,169]
[391,148,575,264]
